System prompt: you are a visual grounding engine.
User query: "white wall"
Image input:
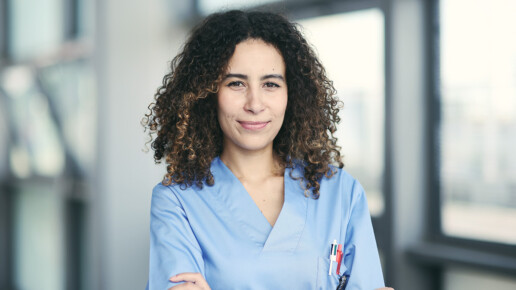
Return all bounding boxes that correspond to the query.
[92,0,190,289]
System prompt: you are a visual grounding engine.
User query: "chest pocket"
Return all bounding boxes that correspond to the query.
[316,256,347,290]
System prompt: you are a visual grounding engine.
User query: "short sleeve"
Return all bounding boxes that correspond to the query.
[343,181,385,289]
[147,184,205,290]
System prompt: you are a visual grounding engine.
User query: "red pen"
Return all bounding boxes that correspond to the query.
[336,244,343,275]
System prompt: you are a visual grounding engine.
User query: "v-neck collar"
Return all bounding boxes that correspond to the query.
[211,157,308,253]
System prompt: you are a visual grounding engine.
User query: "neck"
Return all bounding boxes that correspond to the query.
[220,144,283,182]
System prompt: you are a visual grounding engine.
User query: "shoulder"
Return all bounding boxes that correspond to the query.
[152,158,221,201]
[322,166,362,191]
[152,182,181,197]
[151,180,216,211]
[152,179,208,197]
[288,161,365,200]
[319,166,366,204]
[290,160,357,189]
[151,182,201,208]
[151,182,182,209]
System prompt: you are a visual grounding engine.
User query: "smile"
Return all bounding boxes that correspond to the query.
[238,121,270,130]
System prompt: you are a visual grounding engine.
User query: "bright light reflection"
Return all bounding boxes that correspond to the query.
[198,0,279,15]
[1,66,33,97]
[440,0,516,245]
[10,146,31,179]
[3,68,66,178]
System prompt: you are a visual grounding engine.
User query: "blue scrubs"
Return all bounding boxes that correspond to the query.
[147,157,384,289]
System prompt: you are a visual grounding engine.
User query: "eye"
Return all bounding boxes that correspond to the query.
[264,82,280,88]
[227,81,245,88]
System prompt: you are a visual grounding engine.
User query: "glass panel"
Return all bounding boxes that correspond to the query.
[440,0,516,244]
[13,183,65,290]
[1,66,65,178]
[9,0,64,60]
[38,60,97,173]
[198,0,280,15]
[77,0,95,38]
[444,266,516,290]
[299,9,385,216]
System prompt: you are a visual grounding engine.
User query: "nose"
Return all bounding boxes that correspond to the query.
[244,85,265,114]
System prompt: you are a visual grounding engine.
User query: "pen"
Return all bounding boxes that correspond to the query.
[336,244,343,275]
[336,274,349,290]
[329,240,337,275]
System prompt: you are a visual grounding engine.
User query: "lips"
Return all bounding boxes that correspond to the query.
[238,121,269,130]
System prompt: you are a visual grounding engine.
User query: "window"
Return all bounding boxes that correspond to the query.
[444,266,516,290]
[299,9,385,216]
[8,0,65,60]
[38,59,97,173]
[197,0,280,15]
[2,66,66,178]
[438,0,516,245]
[1,0,95,289]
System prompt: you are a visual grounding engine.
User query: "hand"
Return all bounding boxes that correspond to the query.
[168,272,211,290]
[376,288,394,290]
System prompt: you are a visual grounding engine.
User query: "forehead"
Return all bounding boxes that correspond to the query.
[226,39,285,73]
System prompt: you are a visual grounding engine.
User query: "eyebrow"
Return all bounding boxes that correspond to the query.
[223,73,285,81]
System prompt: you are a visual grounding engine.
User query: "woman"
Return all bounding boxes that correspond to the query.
[144,10,390,290]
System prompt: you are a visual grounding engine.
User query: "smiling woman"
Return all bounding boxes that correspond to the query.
[142,10,388,290]
[217,39,288,158]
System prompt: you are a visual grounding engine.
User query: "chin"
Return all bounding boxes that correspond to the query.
[234,138,275,152]
[239,143,270,152]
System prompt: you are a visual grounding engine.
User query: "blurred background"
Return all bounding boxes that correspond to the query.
[0,0,515,289]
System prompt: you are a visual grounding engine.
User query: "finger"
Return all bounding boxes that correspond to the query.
[169,272,202,283]
[169,273,210,289]
[168,281,201,290]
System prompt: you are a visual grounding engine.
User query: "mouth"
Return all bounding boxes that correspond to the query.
[238,121,270,130]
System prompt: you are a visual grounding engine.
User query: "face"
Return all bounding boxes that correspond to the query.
[217,38,288,155]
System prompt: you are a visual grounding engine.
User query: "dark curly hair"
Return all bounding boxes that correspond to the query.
[143,10,343,198]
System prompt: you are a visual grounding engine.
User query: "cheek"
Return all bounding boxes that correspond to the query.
[275,94,288,116]
[216,93,229,115]
[217,94,237,121]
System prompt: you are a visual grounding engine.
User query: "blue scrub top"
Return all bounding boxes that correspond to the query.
[147,157,384,290]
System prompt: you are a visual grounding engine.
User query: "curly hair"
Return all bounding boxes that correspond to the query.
[143,10,343,198]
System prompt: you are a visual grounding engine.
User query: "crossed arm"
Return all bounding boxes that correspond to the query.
[167,272,394,290]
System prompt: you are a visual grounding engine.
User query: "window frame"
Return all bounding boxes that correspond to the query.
[64,0,79,39]
[0,1,14,289]
[0,0,7,60]
[408,0,516,281]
